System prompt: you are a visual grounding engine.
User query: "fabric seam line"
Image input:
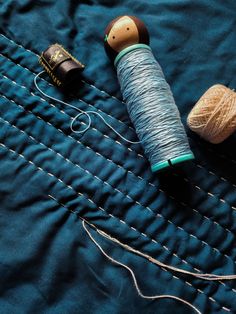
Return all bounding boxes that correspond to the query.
[0,104,235,300]
[1,89,236,268]
[1,32,236,170]
[0,109,234,267]
[0,71,235,240]
[1,50,236,214]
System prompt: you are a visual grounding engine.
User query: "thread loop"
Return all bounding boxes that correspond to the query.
[34,71,140,144]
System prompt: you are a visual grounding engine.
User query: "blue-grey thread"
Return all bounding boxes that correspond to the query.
[116,48,193,167]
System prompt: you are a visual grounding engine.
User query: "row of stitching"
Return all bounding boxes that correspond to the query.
[0,140,231,313]
[1,32,236,170]
[0,106,234,268]
[1,57,236,298]
[2,93,235,267]
[0,51,137,150]
[0,52,134,155]
[0,33,236,170]
[196,163,236,190]
[189,136,236,169]
[1,32,236,309]
[0,89,161,217]
[1,70,236,256]
[2,46,235,203]
[0,54,139,154]
[0,43,53,87]
[1,70,235,244]
[1,93,236,300]
[1,24,236,296]
[1,51,236,219]
[1,79,235,262]
[0,49,236,202]
[0,141,199,280]
[174,172,236,211]
[81,79,125,104]
[3,35,234,177]
[0,33,126,104]
[0,34,235,268]
[0,71,71,118]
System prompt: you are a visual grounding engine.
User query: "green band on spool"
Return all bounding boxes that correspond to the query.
[170,153,195,166]
[151,153,195,173]
[151,161,170,172]
[114,44,151,67]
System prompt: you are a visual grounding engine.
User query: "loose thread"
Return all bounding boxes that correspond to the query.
[34,71,140,144]
[82,220,201,314]
[83,220,236,281]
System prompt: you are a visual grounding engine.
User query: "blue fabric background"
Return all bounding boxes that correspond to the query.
[0,1,236,313]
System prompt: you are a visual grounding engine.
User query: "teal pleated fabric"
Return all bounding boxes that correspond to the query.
[0,1,236,313]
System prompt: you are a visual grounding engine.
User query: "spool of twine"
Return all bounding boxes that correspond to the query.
[187,84,236,144]
[104,15,194,172]
[116,47,194,172]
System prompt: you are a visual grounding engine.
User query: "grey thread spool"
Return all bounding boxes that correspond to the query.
[104,15,194,172]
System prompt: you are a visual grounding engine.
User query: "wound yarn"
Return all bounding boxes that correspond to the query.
[116,47,194,172]
[104,16,194,172]
[187,84,236,144]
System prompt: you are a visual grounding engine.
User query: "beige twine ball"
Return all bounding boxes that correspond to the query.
[187,84,236,144]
